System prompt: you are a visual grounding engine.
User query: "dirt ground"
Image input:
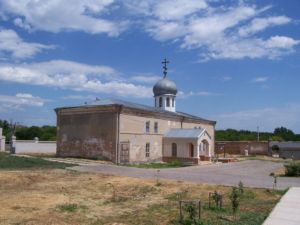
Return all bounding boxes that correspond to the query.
[0,169,282,225]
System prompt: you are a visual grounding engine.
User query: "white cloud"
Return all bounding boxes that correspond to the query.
[0,60,152,98]
[130,74,161,84]
[0,1,298,61]
[0,0,126,36]
[253,77,269,83]
[222,76,232,81]
[61,95,96,100]
[0,93,44,111]
[0,29,54,59]
[216,104,300,132]
[265,35,299,49]
[200,35,299,61]
[125,1,299,60]
[178,90,220,98]
[124,0,207,20]
[238,16,291,37]
[152,0,207,21]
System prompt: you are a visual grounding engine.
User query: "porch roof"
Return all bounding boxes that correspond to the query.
[164,128,204,138]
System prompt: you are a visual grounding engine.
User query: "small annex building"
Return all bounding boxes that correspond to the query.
[55,60,216,164]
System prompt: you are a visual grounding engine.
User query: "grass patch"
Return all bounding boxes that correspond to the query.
[0,152,76,169]
[56,203,87,213]
[126,160,187,169]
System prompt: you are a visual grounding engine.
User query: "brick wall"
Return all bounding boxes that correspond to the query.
[215,141,269,156]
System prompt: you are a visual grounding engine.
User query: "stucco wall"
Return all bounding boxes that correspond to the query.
[0,128,5,152]
[119,113,215,163]
[15,141,56,154]
[279,149,300,160]
[56,111,117,161]
[182,122,215,156]
[163,138,198,158]
[119,114,179,162]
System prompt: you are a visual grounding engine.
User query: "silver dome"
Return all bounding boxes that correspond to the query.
[153,77,177,97]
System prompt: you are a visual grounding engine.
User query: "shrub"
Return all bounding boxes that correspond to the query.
[211,191,222,208]
[169,160,183,167]
[238,181,244,194]
[57,203,79,212]
[230,187,240,214]
[271,145,280,154]
[284,162,300,177]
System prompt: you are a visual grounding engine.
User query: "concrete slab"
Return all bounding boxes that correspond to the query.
[263,187,300,225]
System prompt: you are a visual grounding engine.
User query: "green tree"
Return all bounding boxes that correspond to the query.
[274,127,295,141]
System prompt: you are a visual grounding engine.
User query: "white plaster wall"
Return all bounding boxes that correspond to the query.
[0,137,5,152]
[0,128,5,152]
[197,132,213,157]
[15,141,56,154]
[155,95,176,112]
[163,138,198,158]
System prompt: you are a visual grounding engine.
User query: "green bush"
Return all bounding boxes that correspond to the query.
[284,162,300,177]
[169,160,183,167]
[57,203,79,212]
[230,187,240,214]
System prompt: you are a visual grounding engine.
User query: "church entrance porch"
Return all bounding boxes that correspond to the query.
[162,128,213,164]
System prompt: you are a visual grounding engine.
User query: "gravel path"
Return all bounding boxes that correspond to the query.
[68,160,300,189]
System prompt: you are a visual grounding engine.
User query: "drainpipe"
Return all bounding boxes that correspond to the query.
[180,116,184,129]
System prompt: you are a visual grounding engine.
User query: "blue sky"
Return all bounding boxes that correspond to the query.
[0,0,299,132]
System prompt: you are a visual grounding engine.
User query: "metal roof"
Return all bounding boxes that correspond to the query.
[88,98,216,124]
[153,77,177,96]
[164,128,205,138]
[55,98,216,124]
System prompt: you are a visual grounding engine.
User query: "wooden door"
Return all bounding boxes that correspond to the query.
[120,142,130,163]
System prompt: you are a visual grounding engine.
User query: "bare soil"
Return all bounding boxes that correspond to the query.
[0,169,282,225]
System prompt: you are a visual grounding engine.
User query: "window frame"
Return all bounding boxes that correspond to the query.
[145,142,150,157]
[159,97,162,107]
[145,121,150,133]
[172,143,177,157]
[154,122,158,133]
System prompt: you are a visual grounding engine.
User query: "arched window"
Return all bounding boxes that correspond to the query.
[172,143,177,157]
[159,97,162,107]
[172,98,175,107]
[166,97,170,107]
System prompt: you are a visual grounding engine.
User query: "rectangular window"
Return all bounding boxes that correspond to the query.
[145,121,150,133]
[154,122,158,133]
[146,143,150,157]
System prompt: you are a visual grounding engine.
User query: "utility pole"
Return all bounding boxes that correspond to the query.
[257,126,260,141]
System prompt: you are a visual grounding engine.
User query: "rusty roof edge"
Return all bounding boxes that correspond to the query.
[54,101,216,125]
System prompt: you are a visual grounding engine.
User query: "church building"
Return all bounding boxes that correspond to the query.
[55,59,216,164]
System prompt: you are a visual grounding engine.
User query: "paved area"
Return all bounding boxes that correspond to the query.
[263,187,300,225]
[68,160,300,189]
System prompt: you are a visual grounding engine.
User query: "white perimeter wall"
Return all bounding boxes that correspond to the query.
[15,140,56,154]
[0,128,5,152]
